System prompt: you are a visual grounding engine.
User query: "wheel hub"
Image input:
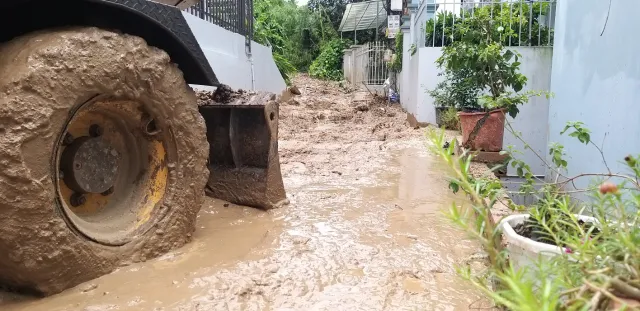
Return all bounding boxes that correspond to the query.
[61,136,120,194]
[54,99,169,246]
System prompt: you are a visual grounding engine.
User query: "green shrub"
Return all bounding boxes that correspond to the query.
[428,70,481,110]
[426,2,555,47]
[429,120,640,310]
[309,39,348,81]
[440,106,460,131]
[254,0,340,82]
[436,9,550,116]
[389,31,403,72]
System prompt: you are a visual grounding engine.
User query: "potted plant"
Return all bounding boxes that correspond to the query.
[435,10,546,152]
[428,71,480,130]
[429,120,640,309]
[428,79,453,128]
[499,195,599,274]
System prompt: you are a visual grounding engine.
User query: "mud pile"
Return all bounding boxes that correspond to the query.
[279,75,412,142]
[196,84,254,105]
[278,75,420,182]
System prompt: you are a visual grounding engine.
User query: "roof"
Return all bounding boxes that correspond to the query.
[338,1,388,32]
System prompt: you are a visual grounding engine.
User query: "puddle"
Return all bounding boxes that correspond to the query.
[0,146,486,311]
[0,201,281,311]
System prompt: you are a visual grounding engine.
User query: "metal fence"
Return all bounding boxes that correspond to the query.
[423,0,556,47]
[185,0,254,41]
[347,41,389,86]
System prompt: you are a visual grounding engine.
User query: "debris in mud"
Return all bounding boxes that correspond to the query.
[355,103,369,112]
[80,284,98,293]
[195,84,252,106]
[277,74,423,187]
[460,252,490,266]
[288,85,301,95]
[211,84,236,103]
[291,236,311,245]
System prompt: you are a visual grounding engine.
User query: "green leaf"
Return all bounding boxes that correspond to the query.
[513,81,524,92]
[449,181,460,193]
[578,132,590,144]
[503,50,514,62]
[508,106,519,118]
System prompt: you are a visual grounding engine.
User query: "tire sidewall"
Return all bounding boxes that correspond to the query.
[0,27,208,294]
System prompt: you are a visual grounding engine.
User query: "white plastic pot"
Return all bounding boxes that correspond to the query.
[500,214,598,273]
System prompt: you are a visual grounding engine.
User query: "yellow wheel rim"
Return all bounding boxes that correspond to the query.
[54,98,169,246]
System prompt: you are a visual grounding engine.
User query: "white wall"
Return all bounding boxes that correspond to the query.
[415,48,441,124]
[343,49,353,83]
[183,12,286,94]
[506,47,553,176]
[406,44,419,117]
[546,0,640,189]
[407,46,553,175]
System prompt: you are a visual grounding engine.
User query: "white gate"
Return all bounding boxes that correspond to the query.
[347,41,388,86]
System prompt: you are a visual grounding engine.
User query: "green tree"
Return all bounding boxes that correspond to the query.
[426,2,554,48]
[307,0,349,30]
[254,0,339,81]
[309,38,350,81]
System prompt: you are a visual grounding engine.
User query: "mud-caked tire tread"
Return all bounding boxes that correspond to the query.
[0,27,209,295]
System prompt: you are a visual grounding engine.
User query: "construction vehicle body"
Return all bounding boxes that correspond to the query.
[0,0,286,295]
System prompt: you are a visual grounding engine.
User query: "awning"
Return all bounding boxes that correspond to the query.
[338,0,387,32]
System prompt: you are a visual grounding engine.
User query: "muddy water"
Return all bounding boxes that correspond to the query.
[0,145,486,311]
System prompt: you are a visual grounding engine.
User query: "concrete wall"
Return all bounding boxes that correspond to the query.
[399,30,408,107]
[343,49,353,83]
[183,12,286,94]
[505,47,553,176]
[408,46,553,175]
[405,40,419,118]
[414,48,441,125]
[546,0,640,188]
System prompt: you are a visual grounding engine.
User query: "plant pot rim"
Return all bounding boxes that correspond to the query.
[458,108,506,116]
[499,214,599,255]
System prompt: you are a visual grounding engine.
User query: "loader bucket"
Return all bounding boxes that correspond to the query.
[198,91,286,210]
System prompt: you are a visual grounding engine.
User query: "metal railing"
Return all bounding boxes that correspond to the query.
[349,41,389,86]
[185,0,254,40]
[424,0,556,47]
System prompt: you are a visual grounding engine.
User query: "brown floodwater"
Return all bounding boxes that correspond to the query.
[0,146,487,311]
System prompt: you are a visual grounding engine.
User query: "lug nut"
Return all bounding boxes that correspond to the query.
[89,124,103,137]
[63,133,74,145]
[70,193,86,207]
[101,186,114,196]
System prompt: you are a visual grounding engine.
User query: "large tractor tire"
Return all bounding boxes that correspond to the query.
[0,27,209,295]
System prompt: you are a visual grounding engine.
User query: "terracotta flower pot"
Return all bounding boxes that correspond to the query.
[458,108,506,152]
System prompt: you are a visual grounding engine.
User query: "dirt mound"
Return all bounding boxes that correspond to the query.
[196,85,257,105]
[280,75,414,142]
[278,74,420,180]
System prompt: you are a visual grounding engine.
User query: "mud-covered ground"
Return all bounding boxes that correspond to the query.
[0,75,489,310]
